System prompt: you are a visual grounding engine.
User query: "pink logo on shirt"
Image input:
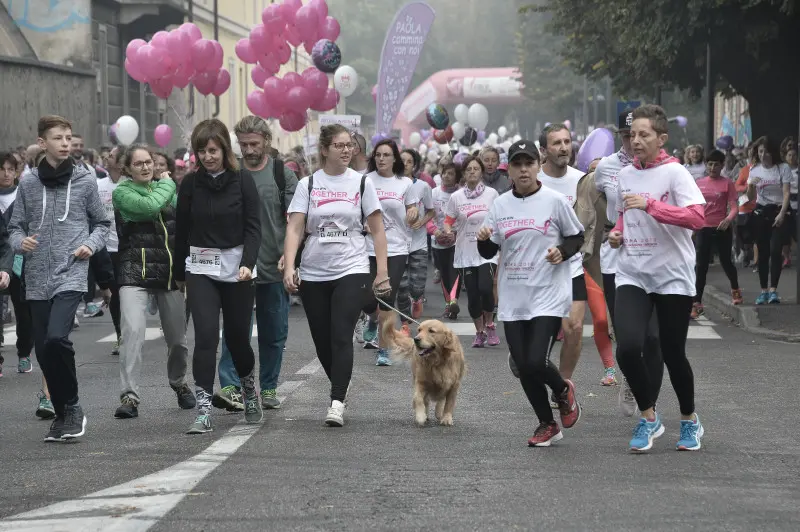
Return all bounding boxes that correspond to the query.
[460,204,488,218]
[660,191,669,203]
[498,218,551,238]
[311,189,361,208]
[377,191,404,202]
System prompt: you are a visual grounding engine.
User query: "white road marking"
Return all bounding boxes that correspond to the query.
[0,360,322,532]
[445,322,721,340]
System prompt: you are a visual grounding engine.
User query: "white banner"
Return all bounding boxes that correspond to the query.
[319,114,362,131]
[462,77,522,99]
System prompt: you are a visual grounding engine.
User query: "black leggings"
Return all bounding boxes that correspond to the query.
[462,263,495,319]
[9,275,33,358]
[754,206,787,289]
[363,255,407,313]
[695,227,738,301]
[301,273,370,402]
[615,285,694,415]
[187,274,256,394]
[504,317,566,424]
[432,247,461,301]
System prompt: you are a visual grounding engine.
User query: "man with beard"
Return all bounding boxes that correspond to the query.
[212,115,298,412]
[69,134,97,178]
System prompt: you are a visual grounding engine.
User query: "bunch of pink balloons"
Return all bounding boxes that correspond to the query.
[125,22,231,99]
[236,0,341,131]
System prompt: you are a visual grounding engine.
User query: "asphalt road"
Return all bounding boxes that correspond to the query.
[1,270,799,531]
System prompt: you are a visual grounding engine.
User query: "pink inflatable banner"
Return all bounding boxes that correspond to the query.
[375,2,436,136]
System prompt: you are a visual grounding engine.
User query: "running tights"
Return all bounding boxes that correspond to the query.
[300,273,370,402]
[585,273,613,369]
[461,263,495,320]
[615,285,695,415]
[695,227,738,301]
[504,317,566,424]
[432,246,461,303]
[754,209,786,289]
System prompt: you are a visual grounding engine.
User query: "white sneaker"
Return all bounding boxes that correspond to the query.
[325,400,345,427]
[618,379,637,418]
[353,312,368,344]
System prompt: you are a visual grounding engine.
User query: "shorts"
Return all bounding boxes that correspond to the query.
[572,274,588,302]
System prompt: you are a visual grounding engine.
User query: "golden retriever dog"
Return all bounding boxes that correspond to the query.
[383,318,466,426]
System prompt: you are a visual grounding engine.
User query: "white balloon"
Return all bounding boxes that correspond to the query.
[115,115,139,146]
[427,150,439,163]
[454,104,469,124]
[487,133,499,145]
[418,144,428,155]
[467,104,489,130]
[408,132,421,147]
[451,121,466,140]
[333,65,358,98]
[498,126,508,138]
[512,134,522,142]
[230,132,242,157]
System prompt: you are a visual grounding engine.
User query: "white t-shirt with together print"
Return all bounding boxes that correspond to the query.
[594,153,626,274]
[445,186,499,268]
[364,172,416,257]
[538,166,585,278]
[483,187,584,321]
[748,163,792,207]
[616,162,706,296]
[431,186,456,249]
[288,168,382,282]
[408,179,434,253]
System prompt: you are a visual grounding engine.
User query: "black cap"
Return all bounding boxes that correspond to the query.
[508,139,539,162]
[618,109,634,131]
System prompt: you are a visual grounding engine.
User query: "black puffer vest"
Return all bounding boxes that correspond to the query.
[115,206,177,290]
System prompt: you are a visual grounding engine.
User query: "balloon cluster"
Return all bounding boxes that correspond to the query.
[236,0,342,131]
[125,23,230,99]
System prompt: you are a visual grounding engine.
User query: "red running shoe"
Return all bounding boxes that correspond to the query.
[528,422,563,447]
[557,379,581,429]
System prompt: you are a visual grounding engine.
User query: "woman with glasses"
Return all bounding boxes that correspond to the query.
[112,144,192,419]
[283,124,389,427]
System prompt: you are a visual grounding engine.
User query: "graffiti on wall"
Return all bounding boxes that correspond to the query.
[1,0,91,68]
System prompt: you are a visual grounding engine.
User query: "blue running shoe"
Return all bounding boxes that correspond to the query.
[755,292,769,305]
[629,414,665,453]
[375,348,392,366]
[677,414,705,451]
[768,291,780,304]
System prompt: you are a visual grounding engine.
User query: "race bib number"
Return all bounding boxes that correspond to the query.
[189,246,222,276]
[12,254,23,277]
[318,224,350,243]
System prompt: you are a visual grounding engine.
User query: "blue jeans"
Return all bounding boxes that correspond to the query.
[218,282,289,391]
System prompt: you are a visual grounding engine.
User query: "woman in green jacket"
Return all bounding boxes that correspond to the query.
[111,144,193,419]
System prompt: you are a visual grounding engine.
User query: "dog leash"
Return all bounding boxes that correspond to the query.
[375,296,421,326]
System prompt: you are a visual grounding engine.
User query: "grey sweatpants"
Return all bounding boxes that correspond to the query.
[119,286,189,403]
[397,249,428,318]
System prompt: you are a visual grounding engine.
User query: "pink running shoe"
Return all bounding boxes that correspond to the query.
[472,331,487,348]
[485,323,501,346]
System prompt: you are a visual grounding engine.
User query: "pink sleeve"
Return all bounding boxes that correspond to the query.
[426,219,437,235]
[726,181,738,222]
[645,199,705,230]
[613,212,624,234]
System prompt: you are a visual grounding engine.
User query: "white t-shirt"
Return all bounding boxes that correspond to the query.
[484,187,584,321]
[365,172,415,257]
[431,187,456,249]
[433,174,442,187]
[789,167,798,211]
[538,166,585,278]
[408,179,434,253]
[685,163,706,181]
[288,168,382,282]
[594,152,628,274]
[616,162,706,296]
[748,163,792,207]
[445,186,499,268]
[96,177,119,252]
[0,188,17,215]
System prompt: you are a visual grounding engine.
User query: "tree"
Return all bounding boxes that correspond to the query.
[523,0,800,142]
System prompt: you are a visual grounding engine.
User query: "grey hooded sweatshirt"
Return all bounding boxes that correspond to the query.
[9,160,110,301]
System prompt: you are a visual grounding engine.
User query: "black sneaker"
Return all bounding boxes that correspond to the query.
[61,404,87,440]
[44,417,64,442]
[176,385,196,410]
[114,397,139,419]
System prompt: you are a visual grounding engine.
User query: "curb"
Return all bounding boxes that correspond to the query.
[704,285,800,343]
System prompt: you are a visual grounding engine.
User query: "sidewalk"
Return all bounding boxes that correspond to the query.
[703,258,800,342]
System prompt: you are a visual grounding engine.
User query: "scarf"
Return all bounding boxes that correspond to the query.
[37,158,73,188]
[633,149,679,170]
[464,181,485,199]
[618,147,634,167]
[442,183,459,193]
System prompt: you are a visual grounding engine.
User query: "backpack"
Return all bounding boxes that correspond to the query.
[273,158,288,215]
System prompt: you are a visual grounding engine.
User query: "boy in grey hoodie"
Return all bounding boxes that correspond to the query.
[9,115,110,442]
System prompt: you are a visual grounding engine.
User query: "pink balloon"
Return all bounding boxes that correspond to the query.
[249,24,272,54]
[303,39,315,55]
[311,88,339,111]
[193,71,217,96]
[258,54,280,76]
[262,4,285,33]
[235,38,257,64]
[150,79,173,100]
[294,5,319,40]
[167,30,191,65]
[212,69,231,96]
[154,124,173,147]
[191,40,215,72]
[173,63,194,88]
[286,86,312,111]
[180,23,202,43]
[319,16,340,41]
[279,111,307,132]
[126,39,146,61]
[311,0,328,19]
[251,65,269,88]
[263,76,286,101]
[151,30,170,49]
[274,41,291,65]
[279,0,302,25]
[247,90,269,117]
[210,41,224,71]
[302,67,328,100]
[283,72,303,89]
[284,24,302,47]
[125,58,147,83]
